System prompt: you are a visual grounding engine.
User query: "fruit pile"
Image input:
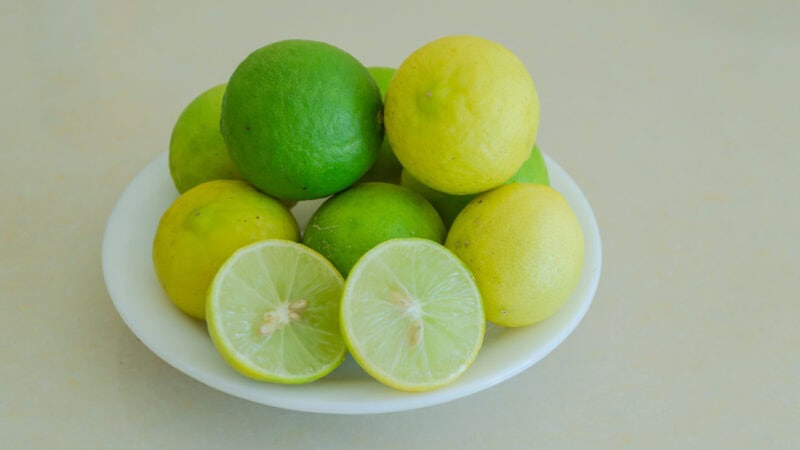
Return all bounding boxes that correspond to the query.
[153,36,584,391]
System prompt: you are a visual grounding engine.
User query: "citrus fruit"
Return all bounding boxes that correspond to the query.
[506,143,550,186]
[152,180,300,320]
[360,66,402,184]
[384,35,540,195]
[220,39,383,201]
[169,83,242,193]
[302,182,445,276]
[341,238,484,391]
[402,144,550,227]
[445,183,584,327]
[206,240,346,383]
[367,66,395,97]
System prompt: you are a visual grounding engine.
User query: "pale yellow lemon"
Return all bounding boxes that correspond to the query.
[385,35,540,195]
[445,183,583,327]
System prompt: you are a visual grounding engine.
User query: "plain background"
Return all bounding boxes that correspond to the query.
[2,0,798,448]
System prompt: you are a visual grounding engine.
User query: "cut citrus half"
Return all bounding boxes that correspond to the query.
[341,238,485,391]
[206,239,346,383]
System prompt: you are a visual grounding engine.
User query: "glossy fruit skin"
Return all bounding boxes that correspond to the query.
[152,180,300,319]
[221,39,384,201]
[302,182,445,276]
[446,183,584,327]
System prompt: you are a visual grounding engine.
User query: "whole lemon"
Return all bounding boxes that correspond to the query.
[169,84,242,193]
[221,39,383,201]
[445,183,584,327]
[152,180,300,320]
[385,35,539,195]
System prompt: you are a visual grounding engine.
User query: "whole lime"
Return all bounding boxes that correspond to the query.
[402,144,550,227]
[359,66,402,184]
[367,66,395,98]
[169,84,242,193]
[445,183,584,327]
[385,35,539,195]
[221,39,383,201]
[302,182,445,276]
[152,180,300,320]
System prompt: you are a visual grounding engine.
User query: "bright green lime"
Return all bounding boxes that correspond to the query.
[302,182,445,276]
[221,39,383,201]
[169,84,242,193]
[206,239,346,383]
[341,238,485,391]
[402,144,550,227]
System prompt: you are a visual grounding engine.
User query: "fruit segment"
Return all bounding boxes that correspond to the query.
[206,240,346,383]
[341,238,485,391]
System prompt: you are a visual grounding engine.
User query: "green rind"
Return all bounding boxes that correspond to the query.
[169,83,242,193]
[221,39,383,201]
[360,67,402,184]
[302,182,445,276]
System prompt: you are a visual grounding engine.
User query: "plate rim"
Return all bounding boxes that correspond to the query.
[101,151,602,415]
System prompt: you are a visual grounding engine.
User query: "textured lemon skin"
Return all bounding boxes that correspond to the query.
[152,180,300,320]
[385,35,540,195]
[445,183,584,327]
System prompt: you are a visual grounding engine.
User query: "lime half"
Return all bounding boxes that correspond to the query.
[207,240,346,383]
[341,238,485,391]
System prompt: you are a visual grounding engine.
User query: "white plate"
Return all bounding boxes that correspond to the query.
[102,151,602,415]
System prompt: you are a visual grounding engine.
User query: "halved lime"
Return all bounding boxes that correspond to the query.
[341,238,485,391]
[206,239,346,383]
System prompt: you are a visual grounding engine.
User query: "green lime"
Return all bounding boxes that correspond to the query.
[207,240,346,383]
[446,183,584,327]
[152,180,300,320]
[341,238,485,391]
[302,182,445,276]
[221,39,384,201]
[367,66,395,99]
[507,144,549,185]
[169,84,242,193]
[360,67,402,184]
[402,144,550,227]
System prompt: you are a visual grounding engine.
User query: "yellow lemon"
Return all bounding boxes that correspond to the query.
[152,180,300,320]
[445,183,583,327]
[385,35,539,195]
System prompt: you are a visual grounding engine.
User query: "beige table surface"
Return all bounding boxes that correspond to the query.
[3,1,799,448]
